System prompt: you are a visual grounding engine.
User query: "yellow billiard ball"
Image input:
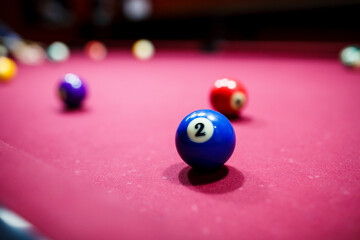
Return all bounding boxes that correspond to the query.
[0,57,17,82]
[132,39,155,60]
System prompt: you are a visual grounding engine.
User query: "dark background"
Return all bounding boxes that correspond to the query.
[1,0,360,46]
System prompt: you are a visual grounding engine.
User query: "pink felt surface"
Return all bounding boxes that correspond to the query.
[0,47,360,239]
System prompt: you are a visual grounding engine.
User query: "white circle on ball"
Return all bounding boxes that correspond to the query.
[187,117,214,143]
[230,92,246,111]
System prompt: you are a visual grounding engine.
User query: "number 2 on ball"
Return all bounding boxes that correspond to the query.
[195,123,206,137]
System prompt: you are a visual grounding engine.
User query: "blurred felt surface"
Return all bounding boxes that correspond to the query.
[0,48,360,239]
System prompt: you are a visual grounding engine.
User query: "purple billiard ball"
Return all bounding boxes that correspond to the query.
[58,73,87,108]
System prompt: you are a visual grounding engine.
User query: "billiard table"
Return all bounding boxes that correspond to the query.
[0,41,360,240]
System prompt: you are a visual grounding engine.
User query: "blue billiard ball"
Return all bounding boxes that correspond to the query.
[175,109,236,170]
[58,73,87,108]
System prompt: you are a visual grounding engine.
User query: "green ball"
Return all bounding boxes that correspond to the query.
[340,46,360,68]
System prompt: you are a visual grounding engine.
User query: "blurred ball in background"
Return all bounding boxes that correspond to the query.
[0,57,17,82]
[339,46,360,68]
[123,0,152,21]
[13,42,46,66]
[47,41,70,62]
[0,45,8,57]
[132,39,154,60]
[84,41,107,61]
